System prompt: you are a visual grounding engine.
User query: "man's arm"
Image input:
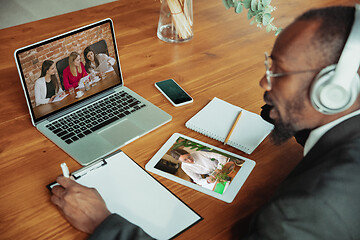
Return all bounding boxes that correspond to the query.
[51,176,153,239]
[89,214,154,240]
[245,194,349,240]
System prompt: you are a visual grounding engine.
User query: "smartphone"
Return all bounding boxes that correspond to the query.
[155,79,193,107]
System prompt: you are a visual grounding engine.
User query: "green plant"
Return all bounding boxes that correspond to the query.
[208,163,235,185]
[215,164,233,182]
[216,172,232,183]
[223,0,282,35]
[172,137,236,159]
[172,137,213,151]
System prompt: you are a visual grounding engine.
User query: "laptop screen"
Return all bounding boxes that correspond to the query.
[14,19,122,124]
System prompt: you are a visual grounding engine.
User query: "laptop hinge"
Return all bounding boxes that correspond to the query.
[47,87,117,122]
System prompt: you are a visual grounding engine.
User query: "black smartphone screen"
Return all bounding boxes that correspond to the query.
[155,79,192,105]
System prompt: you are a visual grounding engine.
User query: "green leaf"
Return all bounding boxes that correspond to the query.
[269,17,274,24]
[262,13,271,25]
[247,9,255,19]
[223,0,235,9]
[235,2,243,13]
[262,0,271,6]
[251,0,258,11]
[222,0,231,9]
[243,0,251,9]
[222,0,281,35]
[266,25,272,32]
[255,14,262,23]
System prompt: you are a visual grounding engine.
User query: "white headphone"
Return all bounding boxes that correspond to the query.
[310,4,360,114]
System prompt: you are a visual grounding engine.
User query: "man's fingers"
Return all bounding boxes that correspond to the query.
[50,194,63,207]
[56,176,76,188]
[51,185,66,197]
[55,176,89,194]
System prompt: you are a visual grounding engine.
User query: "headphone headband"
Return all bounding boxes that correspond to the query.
[331,4,360,91]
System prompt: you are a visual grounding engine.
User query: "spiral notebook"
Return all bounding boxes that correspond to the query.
[185,97,273,154]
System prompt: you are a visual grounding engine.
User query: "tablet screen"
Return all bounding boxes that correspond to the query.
[146,133,256,203]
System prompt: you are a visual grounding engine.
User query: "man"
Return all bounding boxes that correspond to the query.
[51,5,360,239]
[247,5,360,239]
[170,149,229,185]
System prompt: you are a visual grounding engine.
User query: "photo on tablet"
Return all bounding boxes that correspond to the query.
[154,136,245,195]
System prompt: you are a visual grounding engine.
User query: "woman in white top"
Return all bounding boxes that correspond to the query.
[83,46,116,74]
[34,60,64,106]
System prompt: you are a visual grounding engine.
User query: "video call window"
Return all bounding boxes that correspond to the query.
[16,22,120,119]
[154,137,245,195]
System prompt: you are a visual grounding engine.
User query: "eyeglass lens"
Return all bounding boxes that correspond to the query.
[264,52,272,88]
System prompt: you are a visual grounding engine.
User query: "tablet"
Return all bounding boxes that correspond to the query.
[145,133,256,203]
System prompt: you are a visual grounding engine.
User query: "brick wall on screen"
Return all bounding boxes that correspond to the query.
[18,23,116,107]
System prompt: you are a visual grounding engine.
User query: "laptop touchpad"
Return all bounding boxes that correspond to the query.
[98,120,145,146]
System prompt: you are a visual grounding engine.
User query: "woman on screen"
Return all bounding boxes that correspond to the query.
[170,149,229,186]
[34,60,64,106]
[63,52,88,90]
[83,46,115,74]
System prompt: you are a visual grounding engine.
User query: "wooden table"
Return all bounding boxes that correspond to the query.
[0,0,354,239]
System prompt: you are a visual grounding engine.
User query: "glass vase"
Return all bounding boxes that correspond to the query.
[157,0,193,43]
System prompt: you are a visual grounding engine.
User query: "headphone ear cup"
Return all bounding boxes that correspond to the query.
[310,4,360,114]
[311,64,360,114]
[311,64,337,112]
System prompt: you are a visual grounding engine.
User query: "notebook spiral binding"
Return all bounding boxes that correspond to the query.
[185,123,249,152]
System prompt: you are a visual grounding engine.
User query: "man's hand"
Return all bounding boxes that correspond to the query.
[51,176,111,234]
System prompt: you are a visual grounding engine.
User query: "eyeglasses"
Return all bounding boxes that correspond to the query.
[264,52,321,89]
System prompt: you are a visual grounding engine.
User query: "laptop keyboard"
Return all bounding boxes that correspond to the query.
[45,91,146,144]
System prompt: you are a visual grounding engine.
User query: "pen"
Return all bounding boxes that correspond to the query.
[60,162,70,178]
[224,110,242,145]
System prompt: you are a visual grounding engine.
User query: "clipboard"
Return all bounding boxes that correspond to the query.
[47,150,202,239]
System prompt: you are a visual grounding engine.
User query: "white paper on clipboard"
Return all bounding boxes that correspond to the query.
[49,150,201,239]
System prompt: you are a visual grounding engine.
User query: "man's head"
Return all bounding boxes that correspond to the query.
[261,6,360,145]
[170,149,194,164]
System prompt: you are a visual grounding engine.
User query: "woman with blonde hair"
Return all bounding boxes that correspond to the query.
[34,60,64,106]
[62,52,88,90]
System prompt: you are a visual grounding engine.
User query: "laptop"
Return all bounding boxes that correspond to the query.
[14,18,172,166]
